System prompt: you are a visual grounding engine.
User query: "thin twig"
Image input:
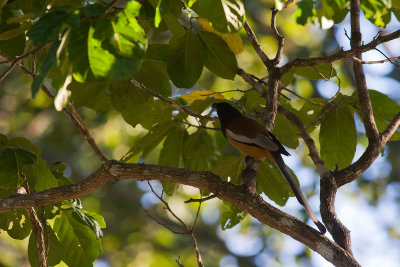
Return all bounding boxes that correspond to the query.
[243,20,272,68]
[282,0,294,9]
[351,55,400,65]
[200,88,252,97]
[271,6,285,65]
[130,78,217,121]
[185,194,217,203]
[176,256,185,267]
[147,181,188,228]
[146,181,204,267]
[19,175,47,267]
[142,206,188,235]
[373,47,400,67]
[236,68,267,97]
[305,99,342,129]
[280,29,400,74]
[182,120,220,131]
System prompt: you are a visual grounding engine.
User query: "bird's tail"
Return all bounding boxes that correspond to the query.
[272,153,326,234]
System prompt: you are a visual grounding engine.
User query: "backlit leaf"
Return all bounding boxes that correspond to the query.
[320,105,357,170]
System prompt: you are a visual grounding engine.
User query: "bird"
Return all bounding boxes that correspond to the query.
[212,102,326,234]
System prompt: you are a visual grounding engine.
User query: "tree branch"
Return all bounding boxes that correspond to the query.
[350,0,379,143]
[0,161,360,266]
[243,20,272,68]
[278,106,353,252]
[280,29,400,74]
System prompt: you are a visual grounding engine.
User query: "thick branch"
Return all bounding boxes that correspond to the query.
[350,0,379,142]
[0,161,360,266]
[278,106,353,252]
[280,29,400,74]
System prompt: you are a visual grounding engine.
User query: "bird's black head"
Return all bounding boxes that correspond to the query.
[212,102,242,117]
[212,102,242,130]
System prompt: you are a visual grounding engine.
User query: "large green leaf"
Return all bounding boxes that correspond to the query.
[193,0,245,33]
[198,31,237,79]
[357,90,400,141]
[0,147,37,189]
[88,1,147,79]
[320,105,357,170]
[211,156,243,185]
[68,200,104,239]
[124,121,177,161]
[133,59,172,97]
[257,161,295,207]
[0,210,32,239]
[68,20,90,82]
[220,202,246,230]
[23,159,58,192]
[159,122,187,167]
[183,129,220,171]
[0,6,26,57]
[273,113,299,149]
[110,81,173,129]
[52,210,102,267]
[158,122,185,193]
[26,9,68,45]
[69,80,111,111]
[166,31,204,88]
[31,39,61,97]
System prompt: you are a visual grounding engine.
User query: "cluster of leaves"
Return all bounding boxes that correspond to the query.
[292,0,400,27]
[0,134,105,266]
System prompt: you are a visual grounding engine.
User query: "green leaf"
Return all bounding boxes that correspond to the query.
[69,80,111,111]
[159,122,187,167]
[166,31,204,88]
[88,2,147,79]
[0,147,37,189]
[52,210,102,267]
[257,161,294,206]
[198,31,238,80]
[28,226,62,267]
[133,59,172,97]
[8,137,42,156]
[31,39,61,97]
[221,202,246,230]
[68,20,90,82]
[273,113,299,149]
[193,0,245,33]
[369,90,400,121]
[183,129,220,171]
[27,10,67,46]
[281,71,294,86]
[160,180,178,196]
[145,43,168,61]
[69,205,103,239]
[293,63,336,80]
[4,210,32,239]
[211,156,243,185]
[293,0,314,25]
[110,82,173,129]
[124,121,177,161]
[361,90,400,141]
[320,105,357,170]
[23,159,58,192]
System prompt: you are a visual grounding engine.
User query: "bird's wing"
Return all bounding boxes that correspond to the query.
[226,129,279,151]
